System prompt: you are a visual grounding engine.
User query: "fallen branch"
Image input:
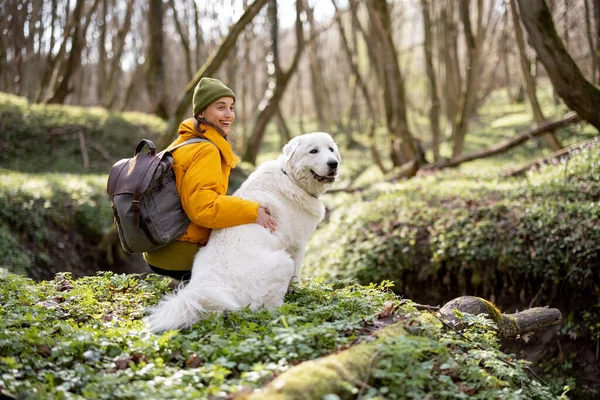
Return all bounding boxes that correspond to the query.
[505,135,600,177]
[78,131,89,170]
[87,140,112,162]
[422,112,582,170]
[439,296,562,339]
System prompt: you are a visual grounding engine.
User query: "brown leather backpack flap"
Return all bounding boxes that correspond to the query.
[107,153,166,197]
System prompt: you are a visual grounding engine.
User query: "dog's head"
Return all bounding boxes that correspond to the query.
[282,132,341,197]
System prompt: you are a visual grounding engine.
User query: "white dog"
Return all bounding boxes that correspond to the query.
[147,132,341,333]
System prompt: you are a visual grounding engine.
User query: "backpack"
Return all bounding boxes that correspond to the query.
[106,138,210,253]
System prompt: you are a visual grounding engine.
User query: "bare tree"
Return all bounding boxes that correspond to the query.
[242,0,305,164]
[367,0,419,170]
[332,0,387,173]
[509,0,563,151]
[594,0,600,84]
[169,0,193,80]
[305,1,332,131]
[451,0,489,157]
[103,0,135,108]
[145,0,169,118]
[517,0,600,130]
[47,0,101,104]
[420,0,441,162]
[584,0,596,84]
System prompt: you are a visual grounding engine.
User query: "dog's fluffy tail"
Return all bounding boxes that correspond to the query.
[146,283,241,333]
[146,284,208,333]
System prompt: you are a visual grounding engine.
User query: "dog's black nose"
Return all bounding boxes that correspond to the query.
[327,160,338,169]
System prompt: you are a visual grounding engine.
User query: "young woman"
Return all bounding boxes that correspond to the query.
[143,77,275,280]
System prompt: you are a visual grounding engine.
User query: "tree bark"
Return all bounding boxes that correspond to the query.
[305,2,332,131]
[516,0,600,131]
[585,0,597,85]
[103,0,135,108]
[47,0,101,104]
[440,1,461,138]
[509,0,563,151]
[332,0,386,173]
[96,0,108,102]
[367,0,418,169]
[439,296,562,339]
[594,0,600,85]
[241,0,304,164]
[420,0,441,162]
[145,0,169,118]
[424,112,581,170]
[452,0,484,157]
[169,0,193,81]
[160,0,268,149]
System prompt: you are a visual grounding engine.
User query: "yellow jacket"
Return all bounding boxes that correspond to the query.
[168,119,259,244]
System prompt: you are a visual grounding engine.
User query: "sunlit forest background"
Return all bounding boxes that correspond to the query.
[1,0,600,398]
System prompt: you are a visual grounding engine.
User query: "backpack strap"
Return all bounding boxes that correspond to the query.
[168,137,212,152]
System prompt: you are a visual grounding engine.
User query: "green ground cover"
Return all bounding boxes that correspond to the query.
[0,272,563,399]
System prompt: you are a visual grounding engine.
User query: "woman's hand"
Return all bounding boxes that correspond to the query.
[256,206,276,233]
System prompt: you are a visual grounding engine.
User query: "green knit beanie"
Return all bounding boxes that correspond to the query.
[192,77,236,116]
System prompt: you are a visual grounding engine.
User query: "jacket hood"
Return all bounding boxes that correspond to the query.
[177,118,238,168]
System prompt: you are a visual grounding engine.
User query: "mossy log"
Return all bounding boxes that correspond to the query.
[243,313,439,400]
[243,296,561,399]
[439,296,562,339]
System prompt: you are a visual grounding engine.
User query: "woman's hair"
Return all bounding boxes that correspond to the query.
[194,115,227,139]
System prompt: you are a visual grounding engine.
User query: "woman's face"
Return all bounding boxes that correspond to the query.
[199,96,235,136]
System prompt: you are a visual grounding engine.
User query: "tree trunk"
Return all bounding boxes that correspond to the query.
[509,0,563,151]
[145,0,169,119]
[47,0,101,104]
[332,0,387,173]
[103,0,135,108]
[169,0,193,81]
[516,0,600,130]
[241,0,304,164]
[35,0,60,102]
[192,0,204,71]
[594,0,600,85]
[439,296,562,339]
[367,0,418,170]
[96,0,108,102]
[585,0,597,85]
[501,5,513,102]
[275,106,292,149]
[160,0,268,149]
[451,0,482,157]
[420,0,441,162]
[440,1,461,139]
[305,2,332,131]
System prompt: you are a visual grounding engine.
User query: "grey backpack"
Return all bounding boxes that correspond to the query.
[106,138,210,253]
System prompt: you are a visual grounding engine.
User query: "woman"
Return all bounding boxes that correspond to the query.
[144,77,276,280]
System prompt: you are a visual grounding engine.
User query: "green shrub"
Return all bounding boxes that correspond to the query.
[0,169,115,279]
[0,92,166,173]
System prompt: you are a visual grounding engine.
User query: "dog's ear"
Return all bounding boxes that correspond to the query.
[333,142,342,163]
[283,136,301,161]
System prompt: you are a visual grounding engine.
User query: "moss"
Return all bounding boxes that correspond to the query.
[476,296,504,326]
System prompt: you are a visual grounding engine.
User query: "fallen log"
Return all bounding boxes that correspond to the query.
[422,112,582,170]
[505,135,600,177]
[439,296,562,339]
[242,296,561,399]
